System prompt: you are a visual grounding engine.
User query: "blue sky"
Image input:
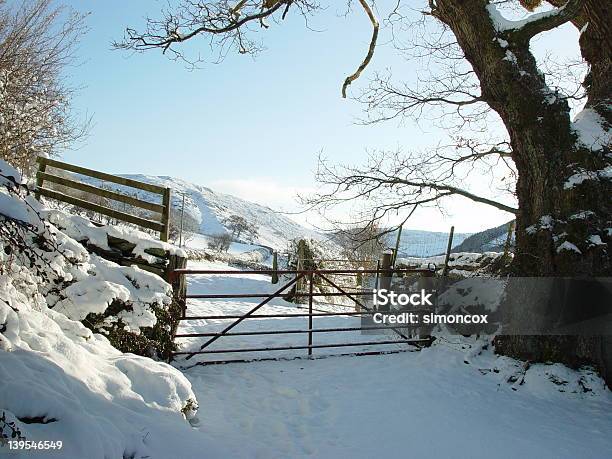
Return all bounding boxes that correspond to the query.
[60,0,581,232]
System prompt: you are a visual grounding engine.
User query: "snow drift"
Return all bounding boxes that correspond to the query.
[0,160,213,458]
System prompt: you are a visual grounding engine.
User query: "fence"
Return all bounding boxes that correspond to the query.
[169,266,435,365]
[35,157,171,241]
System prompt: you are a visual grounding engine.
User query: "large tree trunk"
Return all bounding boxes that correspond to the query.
[432,0,612,385]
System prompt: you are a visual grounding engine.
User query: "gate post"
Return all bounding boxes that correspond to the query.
[442,226,455,278]
[271,252,279,284]
[378,251,393,311]
[308,271,314,356]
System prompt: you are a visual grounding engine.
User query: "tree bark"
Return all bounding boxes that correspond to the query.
[431,0,611,385]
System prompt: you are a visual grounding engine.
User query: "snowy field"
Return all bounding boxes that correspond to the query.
[175,260,612,458]
[185,340,612,459]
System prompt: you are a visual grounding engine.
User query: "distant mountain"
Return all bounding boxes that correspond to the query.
[451,220,515,253]
[395,229,472,257]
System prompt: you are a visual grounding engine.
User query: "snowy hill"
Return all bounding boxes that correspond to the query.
[61,172,505,258]
[451,220,515,253]
[119,177,477,257]
[79,174,320,251]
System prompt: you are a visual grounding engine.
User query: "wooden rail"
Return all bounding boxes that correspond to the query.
[35,157,171,241]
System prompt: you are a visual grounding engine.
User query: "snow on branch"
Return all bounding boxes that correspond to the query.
[487,0,583,42]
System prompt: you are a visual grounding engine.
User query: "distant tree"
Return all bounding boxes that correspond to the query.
[224,214,259,242]
[168,206,199,245]
[0,0,88,177]
[208,232,232,252]
[334,223,391,262]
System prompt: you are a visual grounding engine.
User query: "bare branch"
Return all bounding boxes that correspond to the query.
[114,1,321,65]
[342,0,378,98]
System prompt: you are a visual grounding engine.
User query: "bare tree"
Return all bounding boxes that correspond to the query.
[334,222,392,262]
[117,1,611,379]
[224,214,259,242]
[0,0,88,177]
[208,232,232,252]
[166,206,199,245]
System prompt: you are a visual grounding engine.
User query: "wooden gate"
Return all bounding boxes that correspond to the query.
[35,157,171,241]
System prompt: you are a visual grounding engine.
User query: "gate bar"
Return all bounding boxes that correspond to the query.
[185,274,304,360]
[175,324,415,338]
[173,338,431,355]
[180,311,376,320]
[171,268,431,277]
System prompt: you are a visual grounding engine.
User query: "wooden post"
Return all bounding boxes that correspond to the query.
[166,252,188,351]
[355,266,363,313]
[296,239,306,301]
[374,259,380,290]
[419,267,436,341]
[378,251,393,311]
[442,226,455,278]
[392,223,403,266]
[160,187,171,242]
[35,158,47,200]
[308,271,314,356]
[271,252,279,284]
[178,192,185,247]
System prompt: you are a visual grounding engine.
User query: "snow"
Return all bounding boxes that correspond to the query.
[0,254,218,459]
[503,50,518,64]
[46,210,186,258]
[3,162,611,457]
[169,260,612,457]
[0,159,21,186]
[570,210,595,220]
[496,37,509,48]
[572,108,612,152]
[0,173,223,458]
[396,252,506,276]
[487,3,566,33]
[588,235,606,246]
[438,277,507,313]
[564,166,612,189]
[556,241,582,254]
[184,339,612,458]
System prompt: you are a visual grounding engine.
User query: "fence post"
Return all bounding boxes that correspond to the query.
[308,271,313,356]
[442,226,455,278]
[374,259,380,290]
[271,252,279,284]
[419,266,436,341]
[392,223,403,266]
[296,239,306,301]
[378,251,393,311]
[160,187,171,242]
[503,221,515,257]
[35,159,46,200]
[178,192,186,247]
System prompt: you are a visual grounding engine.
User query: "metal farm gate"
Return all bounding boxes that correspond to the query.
[169,265,435,365]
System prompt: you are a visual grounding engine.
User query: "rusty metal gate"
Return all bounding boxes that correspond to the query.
[169,267,434,365]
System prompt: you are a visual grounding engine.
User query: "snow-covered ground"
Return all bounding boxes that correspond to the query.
[184,338,612,458]
[174,260,612,458]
